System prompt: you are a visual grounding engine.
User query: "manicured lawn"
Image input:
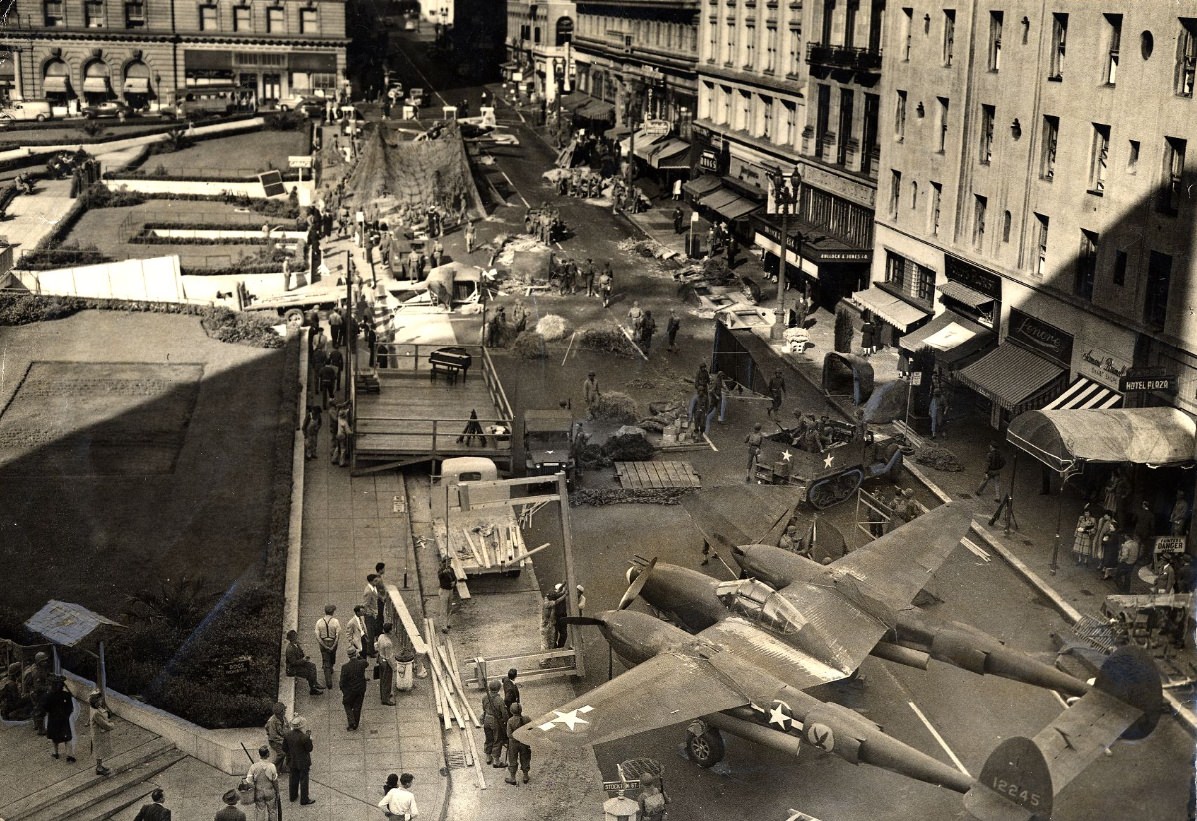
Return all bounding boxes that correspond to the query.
[142,129,309,178]
[0,117,176,148]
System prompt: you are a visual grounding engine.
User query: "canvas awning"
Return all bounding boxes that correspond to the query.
[1007,407,1196,474]
[699,186,760,221]
[852,286,930,332]
[629,130,663,160]
[682,174,721,198]
[559,92,588,111]
[937,280,995,309]
[123,77,151,94]
[899,310,994,365]
[649,139,689,169]
[43,76,70,94]
[956,343,1066,413]
[82,76,112,94]
[577,99,614,120]
[1040,376,1122,411]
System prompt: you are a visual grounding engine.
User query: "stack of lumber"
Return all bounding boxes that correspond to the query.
[425,617,487,789]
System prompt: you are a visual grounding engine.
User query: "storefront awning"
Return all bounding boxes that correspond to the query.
[852,286,930,332]
[700,187,760,221]
[289,52,337,71]
[577,99,614,120]
[956,343,1066,413]
[683,174,721,198]
[43,76,70,94]
[1007,407,1196,474]
[184,50,233,70]
[937,280,995,309]
[123,77,151,94]
[753,231,820,280]
[649,139,690,169]
[630,130,663,160]
[1040,376,1122,411]
[559,91,588,111]
[82,76,111,94]
[899,309,994,366]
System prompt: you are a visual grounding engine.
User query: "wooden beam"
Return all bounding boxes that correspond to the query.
[383,584,428,656]
[464,492,564,512]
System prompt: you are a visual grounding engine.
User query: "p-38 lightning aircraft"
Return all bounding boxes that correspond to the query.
[514,503,1163,820]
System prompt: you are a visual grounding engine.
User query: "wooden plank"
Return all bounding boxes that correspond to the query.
[461,527,485,568]
[425,618,447,723]
[440,644,483,728]
[383,583,428,655]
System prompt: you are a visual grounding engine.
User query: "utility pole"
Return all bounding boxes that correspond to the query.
[766,166,801,341]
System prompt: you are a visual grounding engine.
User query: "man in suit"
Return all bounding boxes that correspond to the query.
[283,715,316,805]
[215,789,247,821]
[339,647,369,730]
[133,788,171,820]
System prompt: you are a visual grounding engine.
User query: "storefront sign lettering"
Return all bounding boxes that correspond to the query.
[1007,308,1073,369]
[943,254,1002,300]
[1076,346,1130,390]
[1120,375,1177,393]
[642,118,670,137]
[699,149,719,171]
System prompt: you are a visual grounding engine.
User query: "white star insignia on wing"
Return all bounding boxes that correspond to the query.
[539,705,594,732]
[823,453,835,468]
[768,703,791,729]
[781,450,792,462]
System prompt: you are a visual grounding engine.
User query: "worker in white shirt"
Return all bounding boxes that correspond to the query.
[345,605,367,659]
[314,604,341,690]
[378,772,419,819]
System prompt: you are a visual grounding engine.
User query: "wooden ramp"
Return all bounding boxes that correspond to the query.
[615,460,701,489]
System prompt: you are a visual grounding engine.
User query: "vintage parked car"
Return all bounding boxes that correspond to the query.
[82,101,133,120]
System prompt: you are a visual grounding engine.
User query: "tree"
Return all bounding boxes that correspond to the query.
[834,306,855,354]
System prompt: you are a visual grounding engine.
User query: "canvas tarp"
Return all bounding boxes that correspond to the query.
[1006,407,1196,474]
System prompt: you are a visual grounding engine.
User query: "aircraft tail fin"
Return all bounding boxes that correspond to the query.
[963,737,1052,821]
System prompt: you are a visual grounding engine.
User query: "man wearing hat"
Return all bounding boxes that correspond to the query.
[314,604,340,691]
[25,651,51,734]
[215,789,247,821]
[132,788,171,820]
[283,715,316,805]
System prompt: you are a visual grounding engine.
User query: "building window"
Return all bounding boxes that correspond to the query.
[901,7,913,60]
[1178,19,1197,97]
[300,7,318,33]
[988,11,1002,71]
[1089,123,1110,194]
[1002,210,1011,242]
[936,97,948,153]
[199,3,217,30]
[910,180,919,210]
[844,0,858,48]
[762,96,773,139]
[889,170,902,218]
[1049,13,1066,80]
[979,104,994,164]
[1144,251,1172,328]
[233,4,250,31]
[929,181,941,236]
[1112,249,1127,286]
[746,24,756,67]
[1127,139,1140,173]
[822,0,835,43]
[862,93,878,177]
[815,84,831,159]
[783,101,797,145]
[44,0,64,25]
[788,29,801,74]
[894,90,906,142]
[709,21,717,60]
[85,0,105,27]
[1033,213,1049,275]
[943,10,956,67]
[837,89,854,165]
[1075,230,1097,301]
[1104,14,1121,85]
[766,26,778,72]
[972,194,987,250]
[1040,115,1058,180]
[1159,136,1187,214]
[737,90,750,131]
[886,250,907,290]
[124,0,144,26]
[868,0,884,52]
[267,5,284,32]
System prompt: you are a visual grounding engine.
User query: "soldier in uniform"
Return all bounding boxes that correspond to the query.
[481,680,510,766]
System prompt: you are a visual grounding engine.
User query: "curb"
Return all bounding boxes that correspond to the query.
[277,329,308,716]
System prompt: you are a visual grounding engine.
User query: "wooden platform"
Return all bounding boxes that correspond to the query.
[615,460,701,489]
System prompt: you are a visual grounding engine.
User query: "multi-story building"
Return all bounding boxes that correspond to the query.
[505,0,576,102]
[0,0,347,111]
[874,1,1197,424]
[450,0,505,81]
[571,0,699,148]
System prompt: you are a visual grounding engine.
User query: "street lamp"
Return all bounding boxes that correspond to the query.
[765,166,801,340]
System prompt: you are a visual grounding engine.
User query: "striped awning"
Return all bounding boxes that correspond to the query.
[937,280,995,309]
[957,343,1066,413]
[852,286,931,332]
[1040,376,1122,411]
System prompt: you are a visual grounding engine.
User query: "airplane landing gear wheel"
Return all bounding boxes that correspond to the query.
[686,727,725,768]
[283,308,305,328]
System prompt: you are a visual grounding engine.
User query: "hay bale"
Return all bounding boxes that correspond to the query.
[579,327,639,358]
[535,314,568,341]
[510,330,547,359]
[590,391,638,423]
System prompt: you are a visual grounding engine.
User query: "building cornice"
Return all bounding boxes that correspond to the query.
[698,62,804,97]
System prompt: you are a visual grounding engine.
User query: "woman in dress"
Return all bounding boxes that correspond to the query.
[44,676,76,763]
[1072,506,1097,566]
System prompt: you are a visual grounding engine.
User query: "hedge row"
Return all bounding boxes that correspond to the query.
[130,234,278,247]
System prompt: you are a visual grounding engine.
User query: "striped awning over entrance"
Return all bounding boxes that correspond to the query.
[1040,376,1122,411]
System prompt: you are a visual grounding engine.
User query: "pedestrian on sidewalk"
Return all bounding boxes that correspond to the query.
[87,690,114,776]
[975,443,1006,502]
[437,556,458,634]
[283,716,315,806]
[767,369,786,419]
[465,221,476,254]
[328,306,344,348]
[330,402,352,467]
[377,772,418,819]
[584,258,596,296]
[860,319,877,357]
[132,788,171,821]
[599,268,613,307]
[505,703,532,784]
[627,300,644,336]
[673,206,684,234]
[264,702,289,773]
[1095,512,1120,578]
[929,388,949,440]
[1072,506,1097,566]
[284,631,324,696]
[666,309,681,352]
[245,748,279,821]
[640,310,656,356]
[745,424,764,481]
[26,651,50,735]
[1114,535,1142,593]
[302,407,321,460]
[673,178,683,201]
[710,370,728,425]
[1133,500,1156,548]
[314,604,340,690]
[45,676,76,763]
[583,373,601,414]
[482,680,510,767]
[375,623,397,705]
[339,648,368,731]
[362,574,386,657]
[344,605,367,658]
[215,789,246,821]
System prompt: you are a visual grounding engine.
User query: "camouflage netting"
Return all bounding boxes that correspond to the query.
[345,124,476,216]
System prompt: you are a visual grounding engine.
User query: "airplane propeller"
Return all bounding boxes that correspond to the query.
[619,557,657,611]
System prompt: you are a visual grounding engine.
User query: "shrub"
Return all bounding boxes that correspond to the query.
[17,242,113,270]
[264,111,309,132]
[834,306,854,354]
[590,391,638,423]
[535,314,568,341]
[510,330,547,359]
[578,327,640,358]
[201,306,286,348]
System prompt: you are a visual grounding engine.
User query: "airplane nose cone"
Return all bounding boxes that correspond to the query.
[626,566,642,585]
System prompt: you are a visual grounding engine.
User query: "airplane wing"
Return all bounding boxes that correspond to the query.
[773,579,894,674]
[698,616,850,689]
[825,502,972,610]
[513,650,749,749]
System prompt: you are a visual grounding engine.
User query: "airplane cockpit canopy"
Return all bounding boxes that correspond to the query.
[714,578,806,635]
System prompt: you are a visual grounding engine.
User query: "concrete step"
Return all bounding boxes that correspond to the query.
[73,783,157,821]
[3,738,183,821]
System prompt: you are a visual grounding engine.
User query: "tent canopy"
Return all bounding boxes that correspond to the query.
[1007,407,1197,474]
[822,352,875,402]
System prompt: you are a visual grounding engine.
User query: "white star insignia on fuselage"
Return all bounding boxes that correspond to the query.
[538,704,594,732]
[768,703,792,729]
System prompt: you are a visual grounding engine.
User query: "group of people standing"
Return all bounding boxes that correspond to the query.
[304,311,355,467]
